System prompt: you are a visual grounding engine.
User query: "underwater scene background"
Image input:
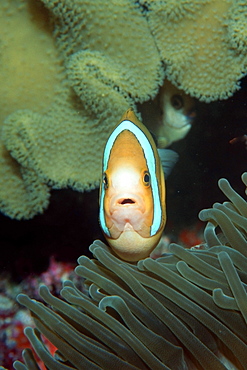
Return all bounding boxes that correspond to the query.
[0,0,247,369]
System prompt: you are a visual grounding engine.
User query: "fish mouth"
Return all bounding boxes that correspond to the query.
[118,198,136,205]
[105,193,150,238]
[111,193,145,213]
[105,192,153,239]
[162,110,195,130]
[165,119,192,130]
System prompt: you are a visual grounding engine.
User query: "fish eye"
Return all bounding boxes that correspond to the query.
[102,172,108,189]
[143,171,150,186]
[171,94,184,110]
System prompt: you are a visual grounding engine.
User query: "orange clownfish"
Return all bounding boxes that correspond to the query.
[99,108,178,262]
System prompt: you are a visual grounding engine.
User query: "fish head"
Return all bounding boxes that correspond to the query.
[139,80,196,148]
[99,109,166,261]
[157,81,196,147]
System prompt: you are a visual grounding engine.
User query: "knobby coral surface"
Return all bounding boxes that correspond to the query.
[1,0,246,220]
[0,0,163,219]
[14,173,247,369]
[143,0,247,102]
[0,0,63,218]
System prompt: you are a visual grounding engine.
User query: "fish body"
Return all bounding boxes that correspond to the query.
[99,108,167,261]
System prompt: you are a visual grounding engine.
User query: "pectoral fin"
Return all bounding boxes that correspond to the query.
[158,148,179,177]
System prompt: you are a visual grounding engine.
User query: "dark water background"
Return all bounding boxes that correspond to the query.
[1,76,246,280]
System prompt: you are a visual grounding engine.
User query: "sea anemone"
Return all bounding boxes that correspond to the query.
[14,173,247,369]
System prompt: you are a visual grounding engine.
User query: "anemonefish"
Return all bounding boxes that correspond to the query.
[99,108,178,262]
[139,80,196,148]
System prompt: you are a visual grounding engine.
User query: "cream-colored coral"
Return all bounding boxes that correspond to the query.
[0,0,63,219]
[227,0,247,52]
[0,0,63,122]
[143,0,247,102]
[3,94,126,194]
[1,0,163,219]
[2,0,245,220]
[0,143,50,219]
[41,0,164,110]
